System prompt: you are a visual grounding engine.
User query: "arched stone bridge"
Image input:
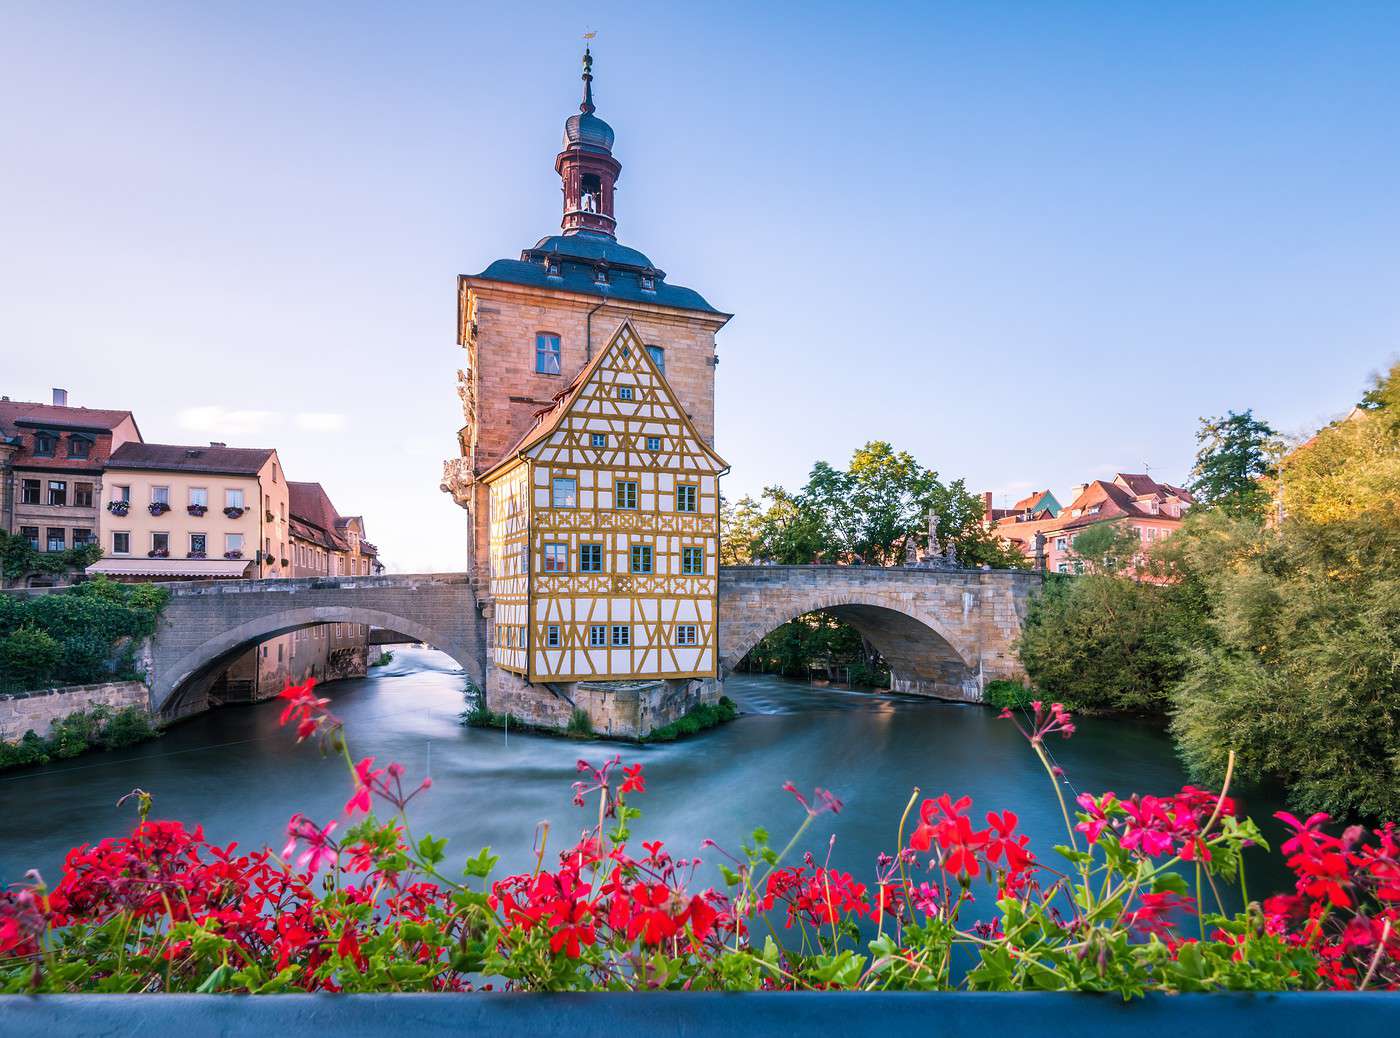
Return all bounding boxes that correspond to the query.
[147,566,1037,717]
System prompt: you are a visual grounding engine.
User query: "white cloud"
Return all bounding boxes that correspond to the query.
[295,412,348,433]
[177,406,277,436]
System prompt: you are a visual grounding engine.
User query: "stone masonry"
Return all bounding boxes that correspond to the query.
[717,566,1038,702]
[149,573,485,718]
[0,680,148,743]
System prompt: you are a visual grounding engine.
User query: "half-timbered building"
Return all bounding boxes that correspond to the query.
[481,319,727,684]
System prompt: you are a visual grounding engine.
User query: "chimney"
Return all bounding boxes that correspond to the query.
[209,441,226,448]
[1072,483,1089,499]
[52,388,68,406]
[982,491,994,523]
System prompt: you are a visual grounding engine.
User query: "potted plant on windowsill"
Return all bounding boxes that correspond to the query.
[187,551,207,559]
[224,506,245,519]
[281,557,290,567]
[223,550,243,559]
[187,504,208,517]
[149,501,171,516]
[106,500,130,516]
[147,547,170,558]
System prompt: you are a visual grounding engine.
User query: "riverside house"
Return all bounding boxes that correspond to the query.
[88,442,289,581]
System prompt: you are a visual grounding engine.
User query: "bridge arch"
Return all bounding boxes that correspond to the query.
[719,592,980,702]
[153,604,482,718]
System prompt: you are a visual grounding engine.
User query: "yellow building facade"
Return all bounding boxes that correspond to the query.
[482,320,726,684]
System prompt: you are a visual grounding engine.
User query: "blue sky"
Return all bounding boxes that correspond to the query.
[2,2,1396,569]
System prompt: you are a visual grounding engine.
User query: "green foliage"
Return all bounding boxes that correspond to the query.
[1170,362,1400,817]
[1016,574,1193,714]
[0,705,159,771]
[983,679,1033,710]
[0,530,102,584]
[0,625,62,688]
[721,441,1026,569]
[644,697,738,742]
[369,650,394,667]
[1188,409,1282,518]
[845,659,890,690]
[739,612,868,679]
[1069,521,1149,576]
[0,578,167,692]
[566,708,593,736]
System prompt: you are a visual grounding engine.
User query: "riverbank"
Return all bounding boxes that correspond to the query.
[460,695,739,742]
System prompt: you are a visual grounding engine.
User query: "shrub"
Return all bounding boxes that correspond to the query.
[983,679,1033,710]
[0,625,62,689]
[566,708,593,736]
[59,632,112,685]
[0,705,160,772]
[99,706,159,749]
[645,696,738,742]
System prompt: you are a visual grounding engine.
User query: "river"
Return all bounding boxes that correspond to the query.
[1,646,1292,900]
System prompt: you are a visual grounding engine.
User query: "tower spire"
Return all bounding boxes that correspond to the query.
[581,46,595,114]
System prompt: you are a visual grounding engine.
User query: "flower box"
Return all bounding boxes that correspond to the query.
[106,500,130,516]
[223,506,245,519]
[146,548,169,558]
[223,550,243,559]
[187,552,207,560]
[148,502,171,516]
[187,504,208,517]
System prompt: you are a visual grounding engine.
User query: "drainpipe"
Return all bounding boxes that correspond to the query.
[584,300,607,362]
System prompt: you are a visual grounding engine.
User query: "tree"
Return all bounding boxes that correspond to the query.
[1068,521,1146,576]
[1188,410,1282,518]
[1016,575,1190,714]
[0,625,63,689]
[1171,361,1400,817]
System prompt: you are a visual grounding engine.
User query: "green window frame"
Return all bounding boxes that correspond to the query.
[631,544,653,574]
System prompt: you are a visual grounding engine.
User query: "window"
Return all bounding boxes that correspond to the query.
[536,333,561,375]
[113,485,130,504]
[20,479,40,504]
[47,480,67,506]
[552,477,577,509]
[226,533,244,554]
[32,433,55,457]
[611,625,631,647]
[631,544,653,573]
[682,546,704,574]
[646,345,665,373]
[112,531,130,555]
[1055,537,1067,552]
[1057,563,1070,574]
[19,527,39,550]
[590,433,607,447]
[675,624,698,646]
[589,624,607,647]
[580,543,603,572]
[617,386,633,401]
[73,528,94,547]
[546,625,561,647]
[676,484,697,512]
[74,482,93,508]
[646,436,661,451]
[543,543,569,572]
[67,437,90,459]
[151,532,169,554]
[46,528,66,552]
[615,481,637,510]
[152,486,170,505]
[190,533,207,556]
[189,487,208,507]
[226,489,244,509]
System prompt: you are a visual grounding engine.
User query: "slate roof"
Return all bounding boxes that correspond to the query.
[470,231,726,316]
[288,481,351,551]
[107,442,274,476]
[0,400,135,433]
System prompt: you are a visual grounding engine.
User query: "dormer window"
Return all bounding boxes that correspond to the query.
[593,265,608,286]
[544,256,561,278]
[639,271,656,292]
[32,431,56,457]
[68,434,93,459]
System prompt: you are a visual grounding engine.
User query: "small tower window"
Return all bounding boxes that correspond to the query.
[580,173,601,213]
[593,266,608,286]
[646,345,665,372]
[536,333,562,375]
[639,272,656,292]
[544,256,561,278]
[617,386,633,401]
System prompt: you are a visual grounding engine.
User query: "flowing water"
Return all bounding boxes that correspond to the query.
[1,647,1292,900]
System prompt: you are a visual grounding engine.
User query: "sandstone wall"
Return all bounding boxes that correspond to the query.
[0,681,149,743]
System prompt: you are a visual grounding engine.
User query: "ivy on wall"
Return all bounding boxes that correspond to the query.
[0,530,103,585]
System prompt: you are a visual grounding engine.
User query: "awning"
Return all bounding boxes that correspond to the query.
[86,558,253,579]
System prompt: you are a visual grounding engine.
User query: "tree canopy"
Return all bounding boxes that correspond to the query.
[1188,409,1282,518]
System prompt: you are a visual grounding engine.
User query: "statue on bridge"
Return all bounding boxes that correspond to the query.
[904,509,960,570]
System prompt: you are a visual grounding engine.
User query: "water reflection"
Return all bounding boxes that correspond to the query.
[1,648,1291,901]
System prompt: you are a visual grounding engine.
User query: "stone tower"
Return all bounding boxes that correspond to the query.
[442,48,732,575]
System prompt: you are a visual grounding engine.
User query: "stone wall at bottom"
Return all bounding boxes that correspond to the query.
[484,666,720,739]
[0,681,149,743]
